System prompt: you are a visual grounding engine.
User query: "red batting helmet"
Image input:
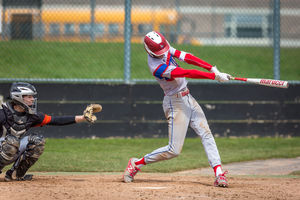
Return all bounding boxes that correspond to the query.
[144,31,170,57]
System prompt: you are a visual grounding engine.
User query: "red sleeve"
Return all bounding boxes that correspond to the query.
[173,49,182,59]
[34,114,52,127]
[184,53,213,71]
[171,67,215,80]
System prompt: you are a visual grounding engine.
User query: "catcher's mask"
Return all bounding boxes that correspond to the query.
[144,31,170,57]
[9,82,38,114]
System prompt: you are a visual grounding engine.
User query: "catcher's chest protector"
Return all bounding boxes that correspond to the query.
[1,103,34,139]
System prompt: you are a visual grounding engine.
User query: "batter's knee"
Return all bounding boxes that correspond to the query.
[168,151,180,158]
[202,131,213,139]
[167,145,182,158]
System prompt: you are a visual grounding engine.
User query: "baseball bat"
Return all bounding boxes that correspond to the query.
[230,77,289,88]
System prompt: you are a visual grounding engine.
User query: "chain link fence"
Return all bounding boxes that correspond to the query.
[0,0,299,82]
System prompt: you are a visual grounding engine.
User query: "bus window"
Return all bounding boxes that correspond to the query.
[64,23,75,35]
[36,23,45,38]
[159,24,177,43]
[138,24,152,35]
[79,23,90,35]
[49,23,60,36]
[109,24,119,35]
[159,24,166,36]
[95,24,105,36]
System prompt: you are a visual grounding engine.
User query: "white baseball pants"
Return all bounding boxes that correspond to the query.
[144,92,221,168]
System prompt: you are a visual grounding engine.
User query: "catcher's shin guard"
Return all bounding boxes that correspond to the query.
[5,164,35,181]
[15,156,38,179]
[5,134,45,181]
[4,153,38,181]
[26,134,46,159]
[0,135,20,176]
[0,163,4,174]
[0,135,20,163]
[17,134,45,178]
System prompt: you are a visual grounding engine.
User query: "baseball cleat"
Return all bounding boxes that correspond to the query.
[17,174,33,181]
[123,158,140,183]
[214,171,228,187]
[4,169,33,182]
[4,169,15,182]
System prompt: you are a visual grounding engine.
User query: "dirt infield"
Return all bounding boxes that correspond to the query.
[177,157,300,176]
[1,157,300,200]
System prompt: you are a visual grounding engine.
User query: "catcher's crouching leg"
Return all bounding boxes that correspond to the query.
[5,134,45,181]
[0,135,20,173]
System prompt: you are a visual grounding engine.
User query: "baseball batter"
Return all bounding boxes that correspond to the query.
[0,82,101,181]
[123,31,231,187]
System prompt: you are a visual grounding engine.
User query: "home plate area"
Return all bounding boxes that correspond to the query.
[1,171,300,200]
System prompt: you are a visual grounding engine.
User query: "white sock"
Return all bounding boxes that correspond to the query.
[215,166,223,176]
[136,164,144,169]
[134,158,146,169]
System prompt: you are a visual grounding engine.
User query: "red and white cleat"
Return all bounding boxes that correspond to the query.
[214,171,228,187]
[123,158,140,183]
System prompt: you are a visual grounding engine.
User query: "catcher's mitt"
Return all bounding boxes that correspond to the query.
[83,104,102,123]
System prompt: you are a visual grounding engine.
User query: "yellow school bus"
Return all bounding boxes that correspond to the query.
[3,8,179,43]
[43,8,178,43]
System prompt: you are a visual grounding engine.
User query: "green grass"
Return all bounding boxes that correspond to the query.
[10,137,299,173]
[290,171,300,175]
[0,41,299,80]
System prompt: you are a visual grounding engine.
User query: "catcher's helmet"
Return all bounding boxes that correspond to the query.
[144,31,170,57]
[9,82,37,114]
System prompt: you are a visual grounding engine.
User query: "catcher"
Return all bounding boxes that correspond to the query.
[0,82,102,181]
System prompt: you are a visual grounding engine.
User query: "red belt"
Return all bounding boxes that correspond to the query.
[176,89,190,98]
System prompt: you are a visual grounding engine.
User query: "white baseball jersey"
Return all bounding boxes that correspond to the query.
[147,47,188,96]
